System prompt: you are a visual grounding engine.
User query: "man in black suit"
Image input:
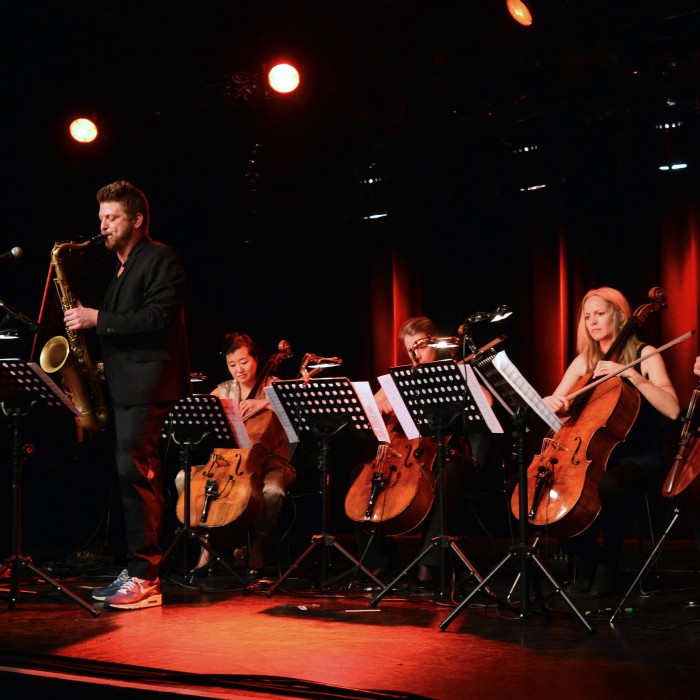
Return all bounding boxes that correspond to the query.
[64,180,190,610]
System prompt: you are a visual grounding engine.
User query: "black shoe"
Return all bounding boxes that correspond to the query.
[245,568,261,583]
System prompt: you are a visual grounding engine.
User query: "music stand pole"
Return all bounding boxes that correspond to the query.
[266,422,384,597]
[439,408,592,631]
[0,402,100,616]
[369,410,489,606]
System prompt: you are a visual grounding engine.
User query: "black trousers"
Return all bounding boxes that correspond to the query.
[112,401,173,580]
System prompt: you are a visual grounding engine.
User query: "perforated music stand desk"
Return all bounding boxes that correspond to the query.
[0,358,100,616]
[160,394,249,584]
[370,359,499,605]
[264,376,386,595]
[439,350,592,632]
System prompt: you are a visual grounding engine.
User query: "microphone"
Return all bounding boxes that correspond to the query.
[0,299,41,333]
[0,246,23,261]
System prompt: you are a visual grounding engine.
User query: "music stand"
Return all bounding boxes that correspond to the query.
[160,395,248,584]
[263,377,386,596]
[439,350,593,631]
[0,358,100,616]
[370,359,501,606]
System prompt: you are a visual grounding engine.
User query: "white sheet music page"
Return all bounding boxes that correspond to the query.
[263,385,299,444]
[377,373,419,439]
[352,381,391,442]
[491,351,563,432]
[458,364,504,434]
[218,397,253,448]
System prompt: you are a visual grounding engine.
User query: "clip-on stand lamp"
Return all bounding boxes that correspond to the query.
[370,359,499,606]
[264,376,385,596]
[160,395,248,584]
[438,350,593,632]
[0,358,100,616]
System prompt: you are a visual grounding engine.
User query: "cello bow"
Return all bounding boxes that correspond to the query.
[565,330,696,402]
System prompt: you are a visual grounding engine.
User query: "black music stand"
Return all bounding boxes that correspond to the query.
[0,358,100,616]
[160,395,247,585]
[439,350,593,631]
[264,377,385,596]
[370,359,499,606]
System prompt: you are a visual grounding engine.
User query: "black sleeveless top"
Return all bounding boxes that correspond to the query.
[609,344,666,474]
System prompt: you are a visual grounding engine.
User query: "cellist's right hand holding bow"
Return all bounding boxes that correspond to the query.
[543,394,571,416]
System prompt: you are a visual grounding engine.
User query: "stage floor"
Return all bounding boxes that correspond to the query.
[1,536,699,700]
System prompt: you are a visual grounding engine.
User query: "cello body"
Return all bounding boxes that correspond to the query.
[176,445,265,534]
[511,375,640,538]
[345,429,438,536]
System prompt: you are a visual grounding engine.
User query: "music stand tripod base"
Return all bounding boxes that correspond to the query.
[439,407,593,633]
[264,377,386,596]
[0,359,100,616]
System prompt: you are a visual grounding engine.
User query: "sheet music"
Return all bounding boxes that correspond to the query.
[377,373,419,439]
[218,398,253,448]
[26,361,80,414]
[264,386,299,444]
[481,350,562,432]
[458,364,504,434]
[351,381,391,443]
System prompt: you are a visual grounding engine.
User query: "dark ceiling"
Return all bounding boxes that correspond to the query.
[8,1,700,183]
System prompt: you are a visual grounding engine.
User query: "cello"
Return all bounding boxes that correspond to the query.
[662,382,700,507]
[344,419,439,536]
[511,288,668,538]
[176,340,293,534]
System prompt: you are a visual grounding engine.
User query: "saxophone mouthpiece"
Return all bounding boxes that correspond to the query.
[90,233,106,245]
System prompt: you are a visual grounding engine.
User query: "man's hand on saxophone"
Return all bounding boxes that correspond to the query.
[64,302,98,331]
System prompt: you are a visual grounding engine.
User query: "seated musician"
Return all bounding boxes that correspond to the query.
[542,287,680,597]
[363,315,494,587]
[177,332,295,579]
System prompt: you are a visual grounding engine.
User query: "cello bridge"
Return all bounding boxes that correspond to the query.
[541,436,570,453]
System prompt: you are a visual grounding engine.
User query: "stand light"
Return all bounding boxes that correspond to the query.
[459,305,513,358]
[299,353,343,384]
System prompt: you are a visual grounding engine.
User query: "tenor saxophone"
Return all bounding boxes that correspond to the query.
[40,234,109,439]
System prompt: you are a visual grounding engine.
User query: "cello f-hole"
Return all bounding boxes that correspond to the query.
[571,436,582,465]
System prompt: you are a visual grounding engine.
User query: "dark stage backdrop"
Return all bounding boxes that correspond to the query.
[3,3,700,560]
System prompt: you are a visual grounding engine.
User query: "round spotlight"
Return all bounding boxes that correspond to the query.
[267,63,300,94]
[507,0,533,27]
[69,117,98,143]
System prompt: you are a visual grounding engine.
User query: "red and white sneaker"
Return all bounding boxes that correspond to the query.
[104,576,162,610]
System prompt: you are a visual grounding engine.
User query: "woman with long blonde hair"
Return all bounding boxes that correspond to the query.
[543,287,680,596]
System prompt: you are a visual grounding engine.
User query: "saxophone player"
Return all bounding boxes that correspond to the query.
[64,180,190,611]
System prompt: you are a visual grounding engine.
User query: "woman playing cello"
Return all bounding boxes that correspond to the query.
[360,316,493,586]
[177,332,295,579]
[543,287,680,596]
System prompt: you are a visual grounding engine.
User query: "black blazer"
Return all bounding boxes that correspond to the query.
[97,236,191,407]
